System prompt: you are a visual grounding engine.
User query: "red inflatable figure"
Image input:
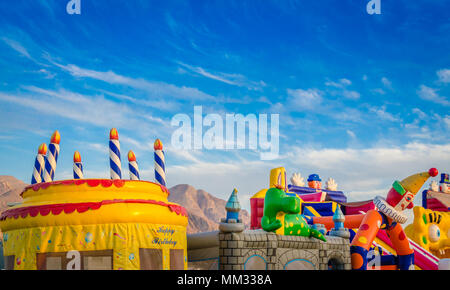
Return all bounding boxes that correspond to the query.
[350,168,439,270]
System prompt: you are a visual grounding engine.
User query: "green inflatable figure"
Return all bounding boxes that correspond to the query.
[261,186,326,242]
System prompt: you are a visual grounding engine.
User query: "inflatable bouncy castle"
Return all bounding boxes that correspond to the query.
[404,173,450,259]
[0,129,188,270]
[250,166,447,270]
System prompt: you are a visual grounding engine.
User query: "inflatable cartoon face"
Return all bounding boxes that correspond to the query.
[386,181,416,211]
[308,180,322,189]
[307,174,322,190]
[405,207,450,258]
[270,167,287,190]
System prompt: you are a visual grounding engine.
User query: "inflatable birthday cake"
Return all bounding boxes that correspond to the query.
[0,129,188,270]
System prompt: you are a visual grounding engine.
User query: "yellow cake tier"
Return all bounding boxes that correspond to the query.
[0,179,189,270]
[0,179,188,232]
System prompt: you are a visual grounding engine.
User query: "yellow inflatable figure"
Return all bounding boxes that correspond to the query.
[405,207,450,258]
[270,167,288,190]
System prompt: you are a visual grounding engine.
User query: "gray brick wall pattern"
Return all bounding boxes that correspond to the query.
[218,230,351,270]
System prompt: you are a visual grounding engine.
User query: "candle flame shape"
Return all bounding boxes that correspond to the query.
[38,143,47,155]
[50,130,61,144]
[154,139,163,151]
[74,151,82,163]
[128,150,136,162]
[110,128,119,140]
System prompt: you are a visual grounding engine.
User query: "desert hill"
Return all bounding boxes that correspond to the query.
[0,176,25,213]
[168,184,250,234]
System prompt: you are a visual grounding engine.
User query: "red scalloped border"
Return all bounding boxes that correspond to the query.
[0,199,188,221]
[21,179,170,197]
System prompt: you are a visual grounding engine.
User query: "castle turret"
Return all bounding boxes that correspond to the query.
[329,206,350,239]
[225,188,241,222]
[219,189,244,233]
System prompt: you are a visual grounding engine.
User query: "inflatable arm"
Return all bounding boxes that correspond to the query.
[261,215,282,232]
[281,195,301,214]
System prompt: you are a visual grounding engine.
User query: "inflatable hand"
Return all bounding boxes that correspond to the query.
[429,180,439,192]
[290,173,305,187]
[261,215,282,232]
[326,178,338,191]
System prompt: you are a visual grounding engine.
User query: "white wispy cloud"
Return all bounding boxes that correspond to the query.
[417,85,450,106]
[287,142,449,173]
[381,77,393,90]
[284,85,364,123]
[0,86,170,135]
[403,108,449,142]
[371,88,385,95]
[325,78,351,88]
[176,62,266,91]
[341,90,360,100]
[331,108,364,122]
[53,63,215,101]
[85,142,109,153]
[164,146,203,164]
[37,68,56,79]
[346,130,356,139]
[287,88,323,110]
[407,126,433,140]
[412,108,427,119]
[444,116,450,128]
[1,37,32,59]
[437,68,450,83]
[368,105,400,122]
[96,89,180,112]
[120,134,154,152]
[325,78,360,100]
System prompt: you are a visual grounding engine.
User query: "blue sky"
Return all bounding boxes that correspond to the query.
[0,0,449,215]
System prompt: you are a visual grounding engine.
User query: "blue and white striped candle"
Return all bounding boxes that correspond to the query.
[154,139,166,186]
[73,151,84,179]
[31,143,47,184]
[42,130,60,183]
[109,128,122,180]
[41,155,47,182]
[128,150,140,180]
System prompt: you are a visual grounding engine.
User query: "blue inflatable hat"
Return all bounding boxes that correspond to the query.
[308,174,321,182]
